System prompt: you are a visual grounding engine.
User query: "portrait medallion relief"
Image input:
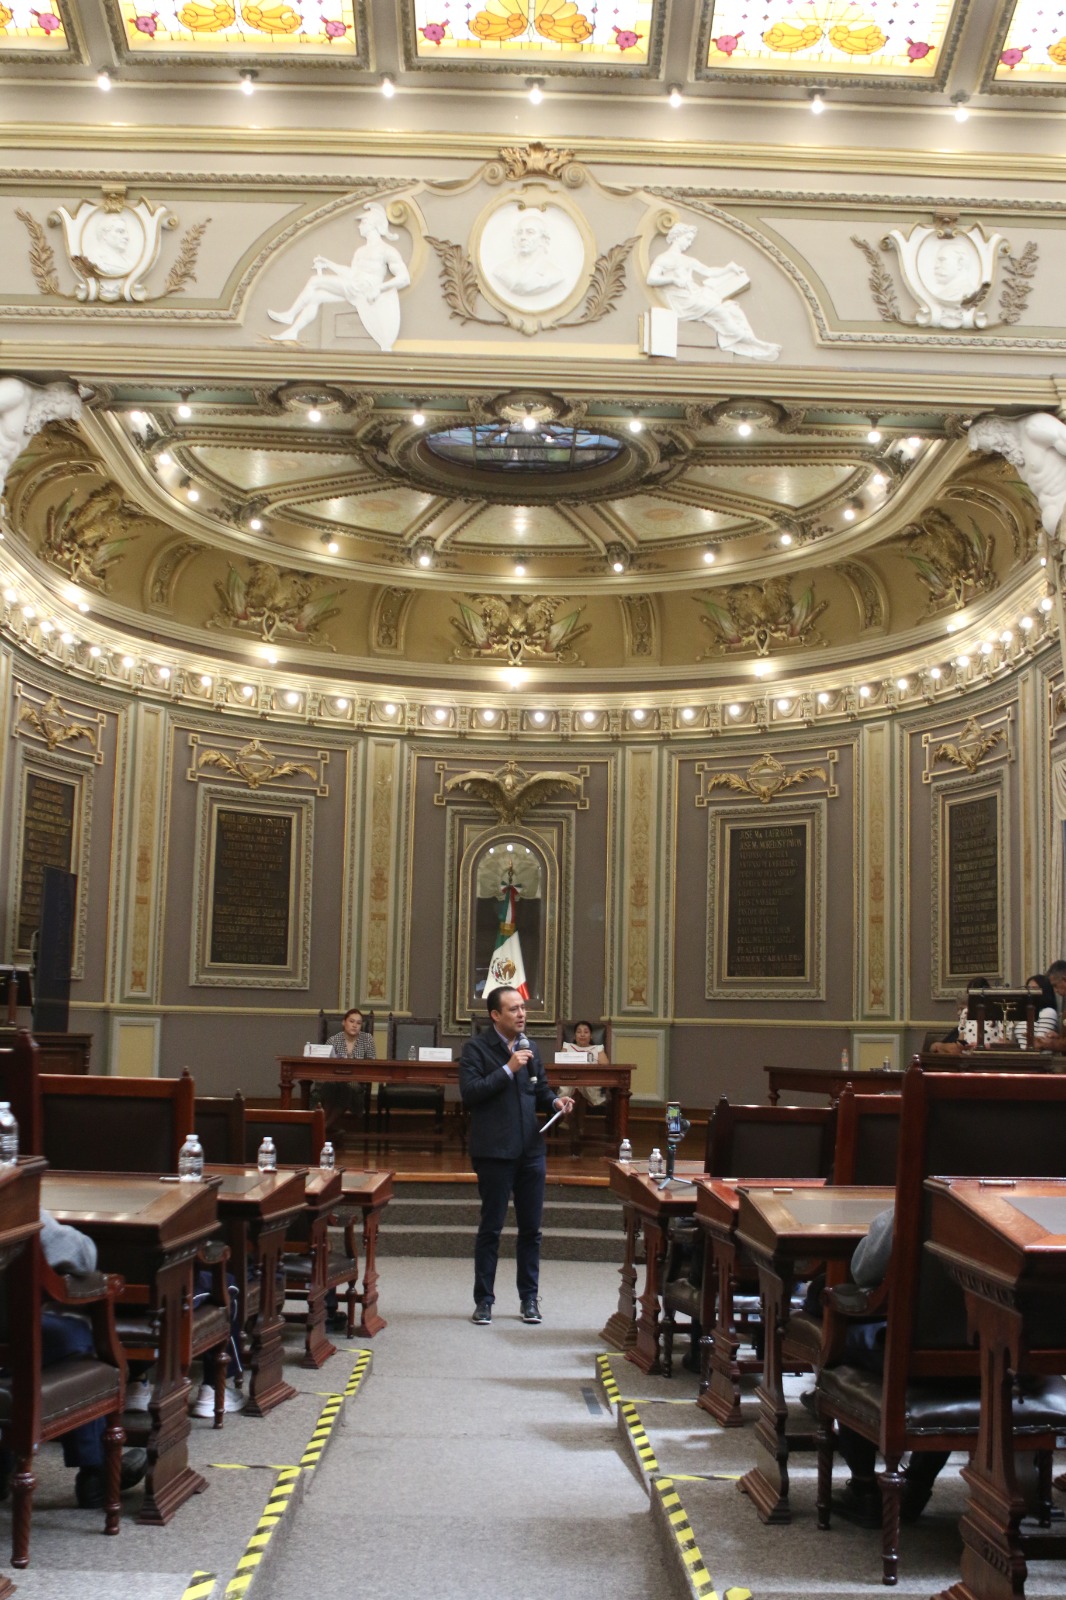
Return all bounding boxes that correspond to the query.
[475,197,588,317]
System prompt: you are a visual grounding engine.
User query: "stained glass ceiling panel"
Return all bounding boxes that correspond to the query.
[0,2,75,52]
[408,0,659,70]
[699,1,960,82]
[992,1,1066,85]
[112,1,360,57]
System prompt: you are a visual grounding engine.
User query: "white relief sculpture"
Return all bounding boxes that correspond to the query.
[478,201,584,314]
[969,412,1066,537]
[884,221,1005,330]
[268,203,411,351]
[0,377,83,500]
[646,224,781,362]
[50,193,177,303]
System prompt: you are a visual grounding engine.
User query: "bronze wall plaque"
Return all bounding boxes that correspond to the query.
[209,807,293,968]
[946,791,1001,978]
[725,821,808,980]
[17,772,76,951]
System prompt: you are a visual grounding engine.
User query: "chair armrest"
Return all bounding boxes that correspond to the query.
[42,1258,125,1305]
[195,1240,232,1313]
[824,1281,889,1319]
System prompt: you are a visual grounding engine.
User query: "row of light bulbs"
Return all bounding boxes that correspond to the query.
[91,68,976,122]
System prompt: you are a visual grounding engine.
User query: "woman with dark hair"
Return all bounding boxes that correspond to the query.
[1012,973,1059,1049]
[929,976,1003,1054]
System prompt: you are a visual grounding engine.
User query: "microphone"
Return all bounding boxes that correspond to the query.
[515,1032,530,1053]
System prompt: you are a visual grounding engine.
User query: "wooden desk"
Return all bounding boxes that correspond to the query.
[603,1159,643,1351]
[918,1049,1059,1073]
[0,1030,92,1074]
[278,1165,344,1369]
[336,1168,393,1337]
[612,1161,704,1375]
[927,1177,1066,1600]
[695,1177,825,1429]
[764,1064,904,1105]
[279,1055,632,1142]
[41,1171,219,1526]
[736,1184,895,1524]
[205,1164,308,1418]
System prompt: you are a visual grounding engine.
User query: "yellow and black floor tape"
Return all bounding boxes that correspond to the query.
[619,1400,660,1477]
[655,1477,752,1600]
[223,1466,302,1598]
[596,1350,622,1407]
[180,1572,217,1600]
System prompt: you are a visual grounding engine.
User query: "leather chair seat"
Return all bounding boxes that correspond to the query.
[818,1364,1066,1436]
[0,1360,120,1430]
[284,1252,357,1287]
[782,1308,823,1362]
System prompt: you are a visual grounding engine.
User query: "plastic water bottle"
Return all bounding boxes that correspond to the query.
[881,1055,891,1073]
[319,1141,335,1171]
[178,1132,203,1181]
[257,1136,277,1174]
[618,1138,633,1164]
[840,1047,850,1072]
[0,1102,17,1167]
[648,1146,664,1178]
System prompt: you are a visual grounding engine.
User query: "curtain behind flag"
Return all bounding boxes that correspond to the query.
[488,880,528,999]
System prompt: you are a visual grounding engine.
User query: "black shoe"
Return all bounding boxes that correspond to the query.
[520,1296,542,1324]
[900,1476,936,1523]
[326,1311,349,1332]
[75,1449,148,1509]
[834,1476,881,1530]
[471,1299,492,1325]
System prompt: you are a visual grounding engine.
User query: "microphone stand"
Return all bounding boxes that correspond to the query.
[658,1116,695,1190]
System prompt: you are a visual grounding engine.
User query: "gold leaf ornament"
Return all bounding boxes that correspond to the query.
[762,21,822,54]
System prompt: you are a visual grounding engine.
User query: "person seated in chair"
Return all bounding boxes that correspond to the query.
[928,976,1004,1054]
[0,1211,148,1510]
[313,1006,376,1134]
[560,1020,608,1110]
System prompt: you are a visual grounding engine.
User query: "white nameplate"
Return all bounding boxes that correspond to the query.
[418,1047,453,1061]
[304,1043,332,1057]
[555,1050,596,1065]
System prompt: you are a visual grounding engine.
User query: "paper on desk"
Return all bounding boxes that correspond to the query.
[539,1108,565,1135]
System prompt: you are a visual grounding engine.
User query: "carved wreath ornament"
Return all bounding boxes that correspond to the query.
[705,753,828,805]
[852,215,1037,331]
[17,186,209,305]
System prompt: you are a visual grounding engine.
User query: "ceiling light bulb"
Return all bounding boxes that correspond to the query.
[817,691,830,705]
[39,620,53,635]
[867,427,882,444]
[532,710,546,724]
[285,690,299,706]
[307,407,322,424]
[872,472,887,488]
[628,417,643,434]
[681,707,695,721]
[434,707,448,722]
[843,506,856,522]
[177,402,192,419]
[521,414,537,433]
[1020,615,1034,630]
[241,684,254,698]
[383,702,397,716]
[1000,630,1013,643]
[120,651,132,666]
[859,684,871,698]
[668,85,683,109]
[810,90,825,115]
[737,421,752,438]
[411,409,426,427]
[380,75,395,98]
[21,606,34,619]
[327,540,339,553]
[96,69,111,92]
[528,80,543,105]
[946,620,957,633]
[612,560,625,573]
[952,95,970,123]
[632,708,646,722]
[930,666,942,680]
[78,601,90,613]
[703,549,716,564]
[418,552,432,568]
[728,703,741,717]
[3,588,15,603]
[187,487,200,502]
[979,640,993,655]
[159,666,171,679]
[1041,596,1054,611]
[582,709,597,724]
[504,668,526,689]
[157,452,172,467]
[908,436,922,448]
[89,645,101,658]
[514,564,526,576]
[753,661,769,678]
[130,410,147,427]
[896,677,908,691]
[249,517,263,531]
[240,70,256,96]
[331,697,347,711]
[776,698,790,712]
[482,708,497,722]
[1040,555,1048,567]
[264,649,278,664]
[956,654,970,668]
[200,674,212,687]
[779,532,793,547]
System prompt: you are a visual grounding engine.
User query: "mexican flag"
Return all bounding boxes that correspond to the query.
[488,883,529,999]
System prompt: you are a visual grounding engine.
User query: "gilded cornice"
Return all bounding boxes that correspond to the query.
[0,126,1065,185]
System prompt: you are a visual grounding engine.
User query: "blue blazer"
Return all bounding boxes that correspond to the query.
[459,1026,558,1160]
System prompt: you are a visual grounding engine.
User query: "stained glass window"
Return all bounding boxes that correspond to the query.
[426,423,624,474]
[700,1,960,81]
[409,1,658,68]
[992,1,1066,86]
[0,2,73,52]
[114,1,359,56]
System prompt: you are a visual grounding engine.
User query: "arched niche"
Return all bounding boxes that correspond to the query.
[452,824,562,1031]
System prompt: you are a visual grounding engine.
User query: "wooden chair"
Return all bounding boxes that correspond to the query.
[814,1068,1066,1585]
[194,1091,245,1165]
[243,1107,360,1344]
[39,1071,195,1173]
[663,1100,837,1379]
[316,1008,376,1124]
[377,1014,445,1131]
[0,1206,128,1568]
[555,1019,614,1148]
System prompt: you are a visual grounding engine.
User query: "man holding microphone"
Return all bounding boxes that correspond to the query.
[460,986,574,1326]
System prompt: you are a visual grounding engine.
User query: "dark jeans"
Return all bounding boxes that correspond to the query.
[472,1148,546,1305]
[192,1266,241,1384]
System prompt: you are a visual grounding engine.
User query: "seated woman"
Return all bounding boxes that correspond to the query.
[928,975,1004,1053]
[314,1006,376,1134]
[1010,973,1060,1049]
[561,1019,608,1109]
